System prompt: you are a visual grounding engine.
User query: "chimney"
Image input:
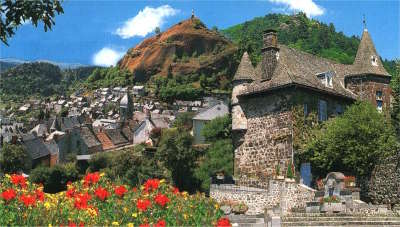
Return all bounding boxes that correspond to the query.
[261,29,280,81]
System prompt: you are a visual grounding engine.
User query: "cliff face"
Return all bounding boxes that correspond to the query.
[118,17,238,81]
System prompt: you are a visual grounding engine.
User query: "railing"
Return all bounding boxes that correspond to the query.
[210,183,268,193]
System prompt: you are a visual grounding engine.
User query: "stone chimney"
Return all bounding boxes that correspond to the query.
[261,29,280,81]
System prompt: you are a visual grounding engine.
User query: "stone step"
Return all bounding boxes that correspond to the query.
[229,215,265,227]
[282,220,400,226]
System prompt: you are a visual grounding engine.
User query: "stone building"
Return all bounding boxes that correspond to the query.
[232,28,392,188]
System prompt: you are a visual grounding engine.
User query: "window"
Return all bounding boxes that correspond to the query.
[376,91,383,100]
[318,100,327,121]
[377,100,383,112]
[304,103,308,117]
[335,104,343,115]
[316,71,334,88]
[371,55,378,66]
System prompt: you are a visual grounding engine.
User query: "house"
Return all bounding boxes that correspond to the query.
[232,28,392,188]
[30,124,48,138]
[192,102,229,144]
[21,134,51,168]
[133,114,169,145]
[105,129,129,147]
[132,85,145,97]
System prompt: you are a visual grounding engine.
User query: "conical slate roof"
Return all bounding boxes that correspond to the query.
[351,29,390,76]
[233,52,256,81]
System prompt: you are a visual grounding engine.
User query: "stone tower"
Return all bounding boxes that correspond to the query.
[345,28,392,112]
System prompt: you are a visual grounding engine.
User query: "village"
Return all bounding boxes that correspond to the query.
[0,84,229,168]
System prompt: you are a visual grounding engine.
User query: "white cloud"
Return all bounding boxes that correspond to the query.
[115,5,179,39]
[92,47,125,67]
[269,0,324,17]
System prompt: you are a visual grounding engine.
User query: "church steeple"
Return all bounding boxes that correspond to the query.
[352,28,390,77]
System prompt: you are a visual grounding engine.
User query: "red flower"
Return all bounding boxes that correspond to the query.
[95,186,110,201]
[79,222,84,227]
[19,194,36,207]
[35,189,45,202]
[74,193,91,210]
[132,187,137,192]
[155,219,166,227]
[66,188,75,199]
[68,222,76,227]
[1,188,16,201]
[154,193,169,207]
[114,185,128,198]
[136,199,151,211]
[172,187,179,195]
[216,218,231,227]
[84,172,100,187]
[139,224,149,227]
[11,174,27,188]
[143,179,159,192]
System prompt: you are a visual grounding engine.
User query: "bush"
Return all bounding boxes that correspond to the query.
[29,163,79,193]
[0,173,228,226]
[0,143,30,173]
[201,115,231,142]
[306,101,399,179]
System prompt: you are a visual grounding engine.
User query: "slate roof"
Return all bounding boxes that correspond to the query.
[21,134,51,160]
[105,129,128,145]
[233,52,256,81]
[79,126,102,149]
[193,102,229,121]
[239,29,389,98]
[241,45,357,99]
[350,29,390,77]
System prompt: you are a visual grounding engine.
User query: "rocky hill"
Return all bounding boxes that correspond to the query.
[118,17,238,81]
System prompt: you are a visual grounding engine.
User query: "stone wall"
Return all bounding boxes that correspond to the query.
[368,151,400,205]
[210,180,315,215]
[235,94,293,187]
[345,75,392,111]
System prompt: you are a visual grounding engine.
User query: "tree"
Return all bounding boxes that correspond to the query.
[0,0,64,45]
[201,115,231,143]
[156,129,199,192]
[306,102,399,180]
[0,143,29,173]
[194,139,233,191]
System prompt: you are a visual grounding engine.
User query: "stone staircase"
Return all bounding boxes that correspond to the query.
[228,214,266,227]
[281,213,400,226]
[96,132,114,150]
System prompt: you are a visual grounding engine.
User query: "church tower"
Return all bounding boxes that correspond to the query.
[345,22,392,112]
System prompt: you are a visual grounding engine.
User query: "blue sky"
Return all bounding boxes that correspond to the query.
[1,0,399,66]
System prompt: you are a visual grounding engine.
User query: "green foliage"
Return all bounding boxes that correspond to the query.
[0,0,64,45]
[305,102,399,179]
[0,62,63,100]
[223,13,359,65]
[286,163,294,179]
[156,129,199,192]
[153,75,204,103]
[194,139,233,191]
[29,163,79,193]
[201,115,231,143]
[85,66,134,89]
[173,112,196,131]
[87,146,166,186]
[0,143,29,173]
[154,26,161,35]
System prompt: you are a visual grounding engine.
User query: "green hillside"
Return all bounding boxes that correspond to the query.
[0,62,99,102]
[222,12,395,75]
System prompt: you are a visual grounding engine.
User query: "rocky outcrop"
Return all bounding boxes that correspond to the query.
[118,17,237,81]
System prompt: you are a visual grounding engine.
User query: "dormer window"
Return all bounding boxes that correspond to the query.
[371,55,378,66]
[316,71,334,88]
[376,91,383,100]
